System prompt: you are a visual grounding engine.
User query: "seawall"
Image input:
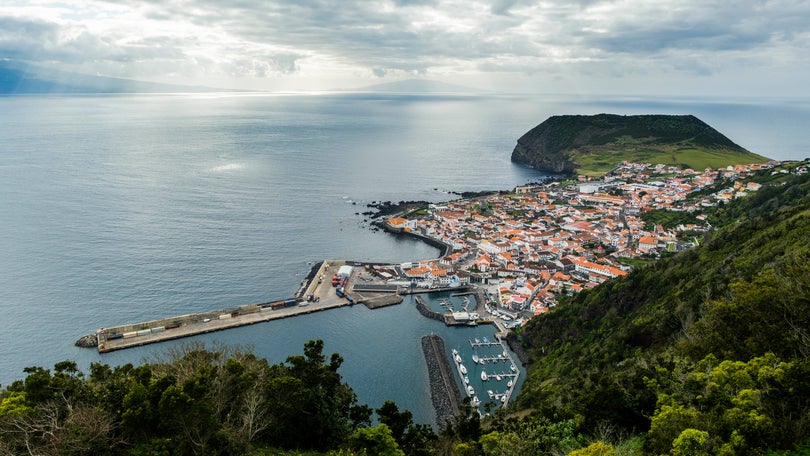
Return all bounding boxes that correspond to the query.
[421,334,461,430]
[415,295,445,323]
[373,221,453,258]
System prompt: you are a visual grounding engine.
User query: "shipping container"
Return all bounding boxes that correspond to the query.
[219,314,231,320]
[151,326,165,333]
[166,323,181,329]
[284,299,297,307]
[136,329,151,337]
[123,331,138,339]
[107,333,123,340]
[271,302,285,309]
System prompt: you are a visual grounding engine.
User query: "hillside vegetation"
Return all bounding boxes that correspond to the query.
[515,164,810,454]
[511,114,769,176]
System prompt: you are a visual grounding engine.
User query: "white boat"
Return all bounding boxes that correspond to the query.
[482,336,488,343]
[464,376,470,384]
[487,390,494,399]
[481,370,488,381]
[501,395,507,403]
[495,374,502,381]
[507,380,513,388]
[452,348,458,355]
[454,354,462,364]
[467,385,474,396]
[510,364,517,372]
[472,396,481,407]
[472,354,479,364]
[460,364,467,375]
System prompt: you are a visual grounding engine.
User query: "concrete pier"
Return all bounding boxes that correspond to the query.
[96,260,358,353]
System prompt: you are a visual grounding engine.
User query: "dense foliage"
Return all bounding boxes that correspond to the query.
[0,341,438,455]
[514,166,810,454]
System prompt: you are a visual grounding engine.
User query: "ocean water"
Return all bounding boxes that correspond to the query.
[1,92,807,426]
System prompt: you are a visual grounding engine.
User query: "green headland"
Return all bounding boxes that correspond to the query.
[511,114,770,176]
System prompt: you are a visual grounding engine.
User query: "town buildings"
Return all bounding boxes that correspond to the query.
[390,161,785,323]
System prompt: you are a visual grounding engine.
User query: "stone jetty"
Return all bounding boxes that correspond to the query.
[421,334,461,430]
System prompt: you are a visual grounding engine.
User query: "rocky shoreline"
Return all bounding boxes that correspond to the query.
[421,334,461,430]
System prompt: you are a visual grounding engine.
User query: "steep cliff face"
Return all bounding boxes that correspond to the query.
[511,114,759,175]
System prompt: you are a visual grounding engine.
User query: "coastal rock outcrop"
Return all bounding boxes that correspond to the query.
[74,333,98,348]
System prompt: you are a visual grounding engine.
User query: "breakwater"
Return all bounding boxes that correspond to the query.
[373,221,452,257]
[415,296,445,322]
[421,334,461,430]
[82,260,355,353]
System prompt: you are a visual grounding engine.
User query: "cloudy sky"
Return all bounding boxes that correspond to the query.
[1,0,809,95]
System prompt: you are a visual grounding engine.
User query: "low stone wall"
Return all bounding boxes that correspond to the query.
[421,334,461,430]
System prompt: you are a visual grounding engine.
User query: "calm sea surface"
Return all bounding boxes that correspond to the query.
[1,92,807,425]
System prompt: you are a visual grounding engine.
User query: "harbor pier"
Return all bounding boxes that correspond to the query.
[94,260,362,353]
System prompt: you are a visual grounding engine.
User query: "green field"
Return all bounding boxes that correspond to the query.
[573,144,769,176]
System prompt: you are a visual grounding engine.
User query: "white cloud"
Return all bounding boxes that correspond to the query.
[0,0,808,95]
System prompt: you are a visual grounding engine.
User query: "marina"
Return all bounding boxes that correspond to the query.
[82,260,525,423]
[451,331,520,414]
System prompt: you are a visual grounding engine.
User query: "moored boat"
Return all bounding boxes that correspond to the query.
[481,370,488,381]
[460,364,467,375]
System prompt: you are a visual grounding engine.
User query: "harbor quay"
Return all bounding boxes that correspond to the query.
[94,260,358,353]
[86,259,487,353]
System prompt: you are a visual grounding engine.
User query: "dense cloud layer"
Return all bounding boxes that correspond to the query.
[1,0,808,93]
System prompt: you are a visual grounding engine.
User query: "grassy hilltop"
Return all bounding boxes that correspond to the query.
[511,114,770,176]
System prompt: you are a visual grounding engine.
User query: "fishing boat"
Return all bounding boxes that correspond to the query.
[481,370,488,381]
